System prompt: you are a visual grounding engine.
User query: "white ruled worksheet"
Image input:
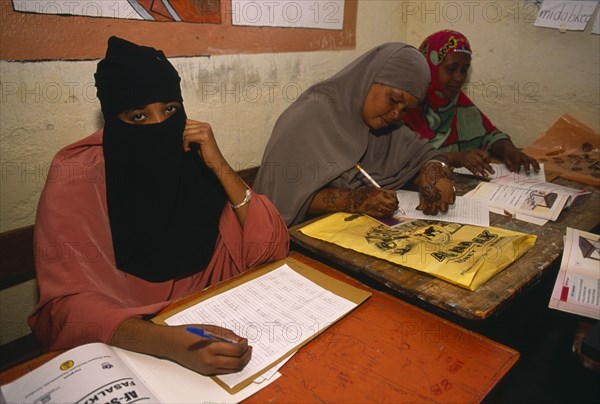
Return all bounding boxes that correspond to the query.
[165,264,357,388]
[394,190,490,227]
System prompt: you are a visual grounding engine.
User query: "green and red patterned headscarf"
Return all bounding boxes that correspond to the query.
[405,30,509,152]
[420,30,472,110]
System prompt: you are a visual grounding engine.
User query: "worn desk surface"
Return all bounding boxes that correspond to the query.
[290,177,600,321]
[1,253,519,402]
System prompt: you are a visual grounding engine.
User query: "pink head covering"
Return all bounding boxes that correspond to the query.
[419,30,472,110]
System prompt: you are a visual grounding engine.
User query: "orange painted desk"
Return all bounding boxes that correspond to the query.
[290,177,600,321]
[1,253,518,402]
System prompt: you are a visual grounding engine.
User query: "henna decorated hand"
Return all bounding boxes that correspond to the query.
[416,161,456,215]
[346,187,399,218]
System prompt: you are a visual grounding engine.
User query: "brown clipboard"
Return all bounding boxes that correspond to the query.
[152,255,372,394]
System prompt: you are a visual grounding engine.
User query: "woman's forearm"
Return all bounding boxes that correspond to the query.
[110,317,252,376]
[110,317,173,358]
[209,160,250,226]
[308,187,354,215]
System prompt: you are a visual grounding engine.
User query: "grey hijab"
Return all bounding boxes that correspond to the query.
[254,42,444,226]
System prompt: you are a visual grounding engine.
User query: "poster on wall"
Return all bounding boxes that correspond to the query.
[230,0,344,29]
[4,0,355,60]
[11,0,222,23]
[533,0,598,31]
[12,0,347,29]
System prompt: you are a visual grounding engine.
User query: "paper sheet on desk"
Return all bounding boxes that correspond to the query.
[116,347,281,403]
[454,163,547,183]
[466,182,569,221]
[465,180,588,223]
[488,206,550,226]
[299,212,536,291]
[164,264,359,390]
[390,190,489,227]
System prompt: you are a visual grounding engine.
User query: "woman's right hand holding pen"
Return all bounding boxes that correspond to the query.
[347,187,399,218]
[309,187,398,218]
[111,318,252,376]
[172,323,252,375]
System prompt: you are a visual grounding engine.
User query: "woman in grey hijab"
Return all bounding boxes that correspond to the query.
[254,43,456,226]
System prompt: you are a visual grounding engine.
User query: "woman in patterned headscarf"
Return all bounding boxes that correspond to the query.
[404,30,539,178]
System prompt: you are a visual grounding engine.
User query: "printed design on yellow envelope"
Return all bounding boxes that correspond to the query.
[299,213,536,290]
[365,222,499,264]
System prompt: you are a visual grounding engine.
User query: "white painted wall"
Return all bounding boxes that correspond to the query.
[403,0,600,146]
[0,0,408,345]
[1,0,599,344]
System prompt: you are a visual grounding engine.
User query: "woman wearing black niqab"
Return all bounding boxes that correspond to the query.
[29,36,289,376]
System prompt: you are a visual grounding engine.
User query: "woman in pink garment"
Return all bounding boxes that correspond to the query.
[28,37,289,375]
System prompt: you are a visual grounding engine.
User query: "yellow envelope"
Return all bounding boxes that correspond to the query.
[299,213,537,291]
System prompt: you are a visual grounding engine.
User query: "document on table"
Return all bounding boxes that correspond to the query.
[164,264,361,390]
[454,163,546,183]
[461,162,590,224]
[0,342,279,404]
[465,182,571,222]
[549,227,600,320]
[387,190,489,227]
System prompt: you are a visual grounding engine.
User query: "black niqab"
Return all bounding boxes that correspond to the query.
[96,36,226,282]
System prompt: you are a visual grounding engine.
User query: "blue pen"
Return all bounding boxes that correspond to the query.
[185,326,237,343]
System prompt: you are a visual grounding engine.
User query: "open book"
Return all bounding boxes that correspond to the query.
[0,342,279,404]
[549,227,600,320]
[2,258,371,403]
[462,163,590,224]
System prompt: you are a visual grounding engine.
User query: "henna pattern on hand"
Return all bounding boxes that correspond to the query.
[419,162,451,205]
[422,163,445,181]
[344,189,357,212]
[321,190,339,210]
[364,202,381,215]
[347,188,381,213]
[421,183,442,203]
